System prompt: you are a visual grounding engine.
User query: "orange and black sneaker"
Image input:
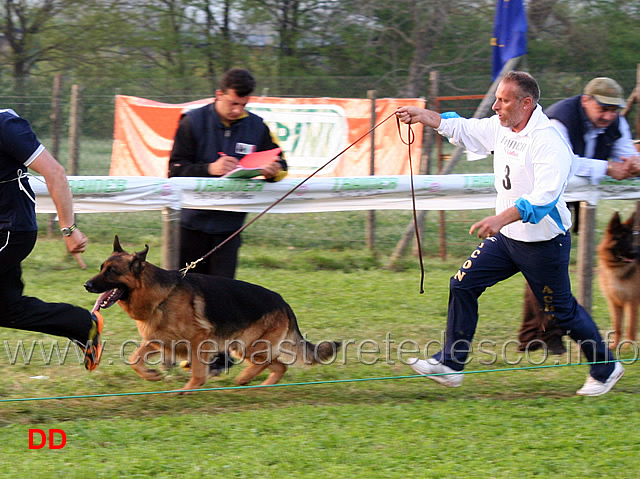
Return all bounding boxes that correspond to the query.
[84,310,104,371]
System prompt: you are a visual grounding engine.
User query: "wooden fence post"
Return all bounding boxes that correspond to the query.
[68,84,83,176]
[636,63,640,137]
[50,75,63,159]
[576,202,596,313]
[47,74,64,236]
[635,201,640,250]
[366,90,376,251]
[162,207,181,270]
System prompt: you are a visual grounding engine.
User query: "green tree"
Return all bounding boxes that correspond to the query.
[242,0,342,77]
[317,0,495,98]
[0,1,131,93]
[527,0,640,74]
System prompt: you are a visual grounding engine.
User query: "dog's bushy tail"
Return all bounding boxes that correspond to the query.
[280,304,341,366]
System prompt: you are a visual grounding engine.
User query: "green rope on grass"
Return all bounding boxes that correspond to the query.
[0,359,632,403]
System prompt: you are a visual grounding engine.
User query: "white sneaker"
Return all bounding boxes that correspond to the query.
[576,362,624,397]
[408,357,464,387]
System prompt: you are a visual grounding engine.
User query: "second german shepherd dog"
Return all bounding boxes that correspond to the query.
[85,236,340,393]
[597,211,640,349]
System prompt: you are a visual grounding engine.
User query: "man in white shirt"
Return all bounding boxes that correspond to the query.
[396,71,624,397]
[519,77,640,353]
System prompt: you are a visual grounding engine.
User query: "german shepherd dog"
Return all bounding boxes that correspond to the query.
[85,236,340,393]
[597,211,640,349]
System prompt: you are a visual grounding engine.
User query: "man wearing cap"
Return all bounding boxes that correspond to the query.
[546,76,639,185]
[518,77,640,353]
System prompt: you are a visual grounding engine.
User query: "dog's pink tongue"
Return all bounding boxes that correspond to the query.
[92,294,104,312]
[93,288,121,311]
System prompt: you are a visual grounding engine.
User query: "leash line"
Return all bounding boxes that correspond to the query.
[180,111,399,275]
[0,359,632,403]
[395,117,424,293]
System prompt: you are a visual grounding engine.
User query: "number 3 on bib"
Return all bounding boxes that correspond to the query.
[502,165,512,190]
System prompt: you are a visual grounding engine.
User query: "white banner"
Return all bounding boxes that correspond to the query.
[31,174,640,215]
[31,176,181,213]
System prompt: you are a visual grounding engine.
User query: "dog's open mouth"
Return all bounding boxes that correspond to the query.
[616,254,636,263]
[93,288,124,311]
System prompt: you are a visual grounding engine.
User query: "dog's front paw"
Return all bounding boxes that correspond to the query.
[133,367,164,382]
[177,379,206,395]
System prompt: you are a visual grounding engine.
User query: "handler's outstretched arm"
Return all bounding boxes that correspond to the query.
[396,106,442,129]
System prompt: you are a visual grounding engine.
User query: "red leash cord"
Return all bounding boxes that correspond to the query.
[395,117,425,293]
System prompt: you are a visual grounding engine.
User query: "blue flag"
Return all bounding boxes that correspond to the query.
[491,0,527,80]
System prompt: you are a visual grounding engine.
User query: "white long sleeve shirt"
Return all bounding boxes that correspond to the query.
[437,104,576,242]
[551,115,638,185]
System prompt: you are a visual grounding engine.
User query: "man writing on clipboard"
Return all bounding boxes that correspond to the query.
[169,68,287,279]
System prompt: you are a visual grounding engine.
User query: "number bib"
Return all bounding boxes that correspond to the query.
[494,134,532,194]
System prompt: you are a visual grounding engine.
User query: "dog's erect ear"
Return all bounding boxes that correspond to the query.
[113,235,124,253]
[131,245,149,274]
[609,211,622,229]
[625,211,636,227]
[135,244,149,262]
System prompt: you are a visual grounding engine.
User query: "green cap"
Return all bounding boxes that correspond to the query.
[584,77,626,107]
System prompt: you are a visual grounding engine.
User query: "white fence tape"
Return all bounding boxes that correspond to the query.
[31,174,640,214]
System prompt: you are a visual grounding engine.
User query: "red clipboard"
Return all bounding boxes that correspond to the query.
[238,148,282,168]
[222,148,281,178]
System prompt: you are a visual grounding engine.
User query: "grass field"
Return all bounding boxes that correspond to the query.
[1,203,639,477]
[1,140,639,477]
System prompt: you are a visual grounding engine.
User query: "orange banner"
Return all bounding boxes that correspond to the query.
[110,95,425,178]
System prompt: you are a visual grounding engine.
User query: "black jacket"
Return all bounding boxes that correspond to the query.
[168,103,285,234]
[545,95,621,160]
